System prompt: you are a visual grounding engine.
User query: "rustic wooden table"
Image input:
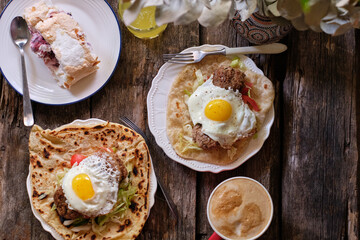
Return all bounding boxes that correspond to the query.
[1,0,360,239]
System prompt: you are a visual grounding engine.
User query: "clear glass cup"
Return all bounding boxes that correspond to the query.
[118,1,167,39]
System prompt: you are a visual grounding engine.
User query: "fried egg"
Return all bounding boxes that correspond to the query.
[187,77,256,148]
[62,152,120,217]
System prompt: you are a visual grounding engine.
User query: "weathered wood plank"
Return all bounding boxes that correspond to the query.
[0,80,35,240]
[197,21,285,240]
[282,29,359,239]
[353,29,360,240]
[196,21,246,240]
[0,1,35,238]
[90,2,200,237]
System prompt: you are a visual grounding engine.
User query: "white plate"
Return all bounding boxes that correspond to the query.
[0,0,121,105]
[26,118,157,240]
[147,44,275,173]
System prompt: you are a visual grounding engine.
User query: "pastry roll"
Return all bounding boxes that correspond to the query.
[24,1,100,88]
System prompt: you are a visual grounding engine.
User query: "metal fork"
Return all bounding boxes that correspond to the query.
[119,116,179,222]
[163,43,288,64]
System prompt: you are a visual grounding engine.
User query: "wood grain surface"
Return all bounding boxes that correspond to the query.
[0,0,359,239]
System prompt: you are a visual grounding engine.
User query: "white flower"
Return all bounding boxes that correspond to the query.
[121,0,360,35]
[122,0,244,27]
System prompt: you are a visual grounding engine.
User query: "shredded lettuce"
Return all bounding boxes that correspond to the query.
[56,168,69,185]
[230,58,240,67]
[184,89,192,96]
[227,146,237,159]
[69,217,89,227]
[239,62,247,71]
[191,69,205,92]
[247,89,252,98]
[125,164,133,179]
[195,69,204,86]
[253,133,258,139]
[70,224,91,232]
[179,133,203,153]
[183,123,193,136]
[51,203,57,211]
[92,220,106,236]
[94,182,137,227]
[231,57,247,71]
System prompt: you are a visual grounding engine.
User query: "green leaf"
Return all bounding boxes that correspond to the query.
[71,217,89,227]
[230,58,240,68]
[51,203,57,211]
[184,89,192,96]
[94,184,138,227]
[300,0,311,13]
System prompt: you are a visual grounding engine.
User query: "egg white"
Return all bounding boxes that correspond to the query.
[187,77,257,148]
[62,152,120,217]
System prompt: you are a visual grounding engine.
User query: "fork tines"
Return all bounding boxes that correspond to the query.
[163,52,194,64]
[119,116,148,144]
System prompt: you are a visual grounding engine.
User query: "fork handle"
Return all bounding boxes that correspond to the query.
[225,43,287,55]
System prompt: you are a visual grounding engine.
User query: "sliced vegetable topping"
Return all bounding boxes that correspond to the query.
[230,56,247,71]
[70,154,87,166]
[71,217,89,227]
[240,81,259,111]
[244,81,253,88]
[241,87,250,95]
[195,69,204,86]
[230,58,240,68]
[242,95,260,112]
[184,89,192,96]
[51,203,57,211]
[94,180,138,227]
[179,133,203,153]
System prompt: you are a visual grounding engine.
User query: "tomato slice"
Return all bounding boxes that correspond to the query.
[241,87,250,95]
[242,95,260,112]
[244,81,253,88]
[70,154,87,166]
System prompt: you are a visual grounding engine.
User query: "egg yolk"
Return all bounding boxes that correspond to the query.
[205,99,232,121]
[72,173,95,200]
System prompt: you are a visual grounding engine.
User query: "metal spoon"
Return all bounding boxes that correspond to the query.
[10,16,34,127]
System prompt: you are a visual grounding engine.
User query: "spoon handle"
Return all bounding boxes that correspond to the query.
[20,48,34,127]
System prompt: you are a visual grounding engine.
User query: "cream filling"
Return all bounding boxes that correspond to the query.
[52,29,84,67]
[51,29,85,87]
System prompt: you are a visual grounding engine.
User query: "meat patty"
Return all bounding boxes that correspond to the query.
[54,187,86,220]
[111,153,128,181]
[212,66,246,91]
[54,152,128,220]
[192,124,219,150]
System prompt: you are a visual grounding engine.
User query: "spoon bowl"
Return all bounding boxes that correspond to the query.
[10,16,34,127]
[11,16,30,47]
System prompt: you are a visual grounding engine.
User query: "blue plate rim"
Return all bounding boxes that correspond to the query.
[0,0,122,106]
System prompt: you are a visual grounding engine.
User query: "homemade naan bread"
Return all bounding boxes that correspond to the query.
[29,121,150,239]
[166,55,274,165]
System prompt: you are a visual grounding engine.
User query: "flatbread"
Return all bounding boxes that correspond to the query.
[166,55,275,165]
[29,121,150,239]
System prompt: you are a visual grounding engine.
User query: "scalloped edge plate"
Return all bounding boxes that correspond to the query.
[147,44,274,173]
[27,118,157,240]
